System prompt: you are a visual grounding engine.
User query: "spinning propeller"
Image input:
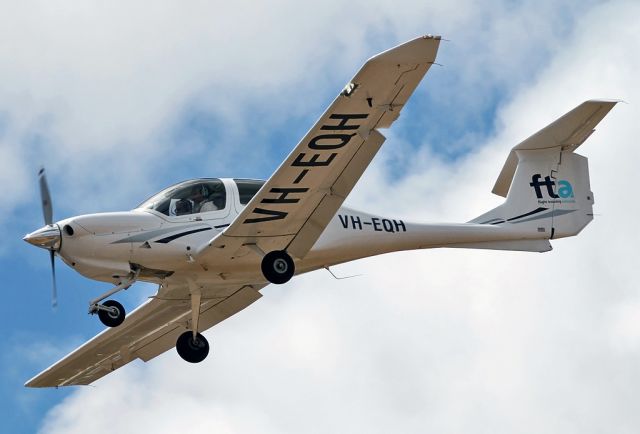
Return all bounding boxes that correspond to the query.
[24,168,61,308]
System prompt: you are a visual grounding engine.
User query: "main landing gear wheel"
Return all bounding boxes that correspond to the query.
[176,331,210,363]
[261,250,295,284]
[97,300,126,327]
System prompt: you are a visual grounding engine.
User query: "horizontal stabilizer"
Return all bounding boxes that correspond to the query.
[493,99,619,198]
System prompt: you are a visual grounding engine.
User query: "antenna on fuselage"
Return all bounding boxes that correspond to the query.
[323,266,362,280]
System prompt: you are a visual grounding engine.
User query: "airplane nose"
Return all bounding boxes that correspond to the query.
[23,225,61,250]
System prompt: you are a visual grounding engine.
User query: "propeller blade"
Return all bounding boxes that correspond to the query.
[50,250,58,308]
[38,167,53,226]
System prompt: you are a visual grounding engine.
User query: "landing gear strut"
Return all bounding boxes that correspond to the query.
[175,279,210,363]
[261,250,295,284]
[88,269,139,328]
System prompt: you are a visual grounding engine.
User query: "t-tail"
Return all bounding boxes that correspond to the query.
[466,99,618,252]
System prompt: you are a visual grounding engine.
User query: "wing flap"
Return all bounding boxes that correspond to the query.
[287,129,386,257]
[135,285,261,361]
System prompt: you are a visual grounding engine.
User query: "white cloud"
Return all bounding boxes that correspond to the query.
[0,0,600,216]
[6,0,636,433]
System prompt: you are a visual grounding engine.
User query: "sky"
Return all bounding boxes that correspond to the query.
[1,0,639,432]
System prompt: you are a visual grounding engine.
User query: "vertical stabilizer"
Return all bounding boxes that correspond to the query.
[471,100,617,240]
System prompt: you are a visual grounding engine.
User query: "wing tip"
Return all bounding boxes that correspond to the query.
[584,98,624,104]
[367,34,442,63]
[24,372,43,388]
[24,379,47,388]
[582,98,624,111]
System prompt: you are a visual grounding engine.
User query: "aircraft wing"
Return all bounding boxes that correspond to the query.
[25,284,262,387]
[199,35,441,260]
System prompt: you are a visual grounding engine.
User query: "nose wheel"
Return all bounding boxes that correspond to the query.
[176,331,210,363]
[88,269,138,328]
[261,250,295,284]
[95,300,126,327]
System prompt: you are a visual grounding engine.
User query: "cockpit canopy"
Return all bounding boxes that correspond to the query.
[137,179,227,216]
[137,178,266,217]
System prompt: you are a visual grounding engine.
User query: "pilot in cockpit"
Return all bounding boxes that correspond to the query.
[194,184,219,213]
[174,184,220,216]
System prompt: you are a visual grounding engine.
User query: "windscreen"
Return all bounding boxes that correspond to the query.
[137,179,226,216]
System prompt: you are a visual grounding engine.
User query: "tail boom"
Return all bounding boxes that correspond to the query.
[303,100,617,269]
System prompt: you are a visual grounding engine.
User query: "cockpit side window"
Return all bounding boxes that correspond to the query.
[234,179,265,205]
[137,179,227,216]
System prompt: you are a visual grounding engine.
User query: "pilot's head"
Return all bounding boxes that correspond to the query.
[190,184,208,201]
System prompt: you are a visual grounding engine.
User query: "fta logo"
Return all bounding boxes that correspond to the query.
[529,174,574,199]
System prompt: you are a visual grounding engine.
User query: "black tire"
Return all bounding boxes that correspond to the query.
[176,331,210,363]
[98,300,126,327]
[261,250,295,284]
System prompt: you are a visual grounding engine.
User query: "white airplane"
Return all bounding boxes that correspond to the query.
[23,35,617,387]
